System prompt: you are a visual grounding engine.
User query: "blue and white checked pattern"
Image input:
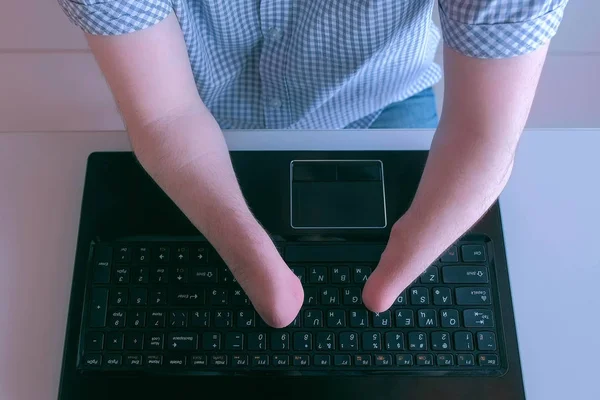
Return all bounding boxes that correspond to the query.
[58,0,567,129]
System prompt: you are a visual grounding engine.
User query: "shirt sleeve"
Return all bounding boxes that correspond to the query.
[57,0,172,36]
[438,0,569,59]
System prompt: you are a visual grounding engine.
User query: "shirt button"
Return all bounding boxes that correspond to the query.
[268,27,283,41]
[268,98,283,109]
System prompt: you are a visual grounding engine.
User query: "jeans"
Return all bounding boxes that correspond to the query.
[369,87,439,129]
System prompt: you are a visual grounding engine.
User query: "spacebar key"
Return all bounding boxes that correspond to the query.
[285,244,385,263]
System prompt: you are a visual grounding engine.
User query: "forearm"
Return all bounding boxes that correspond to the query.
[128,108,279,280]
[364,44,548,309]
[394,44,548,277]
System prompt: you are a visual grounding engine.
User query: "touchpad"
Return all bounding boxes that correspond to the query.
[291,160,387,229]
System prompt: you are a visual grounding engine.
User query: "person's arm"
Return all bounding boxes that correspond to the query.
[86,13,302,327]
[363,43,549,311]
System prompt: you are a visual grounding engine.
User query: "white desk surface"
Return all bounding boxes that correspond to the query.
[1,129,599,400]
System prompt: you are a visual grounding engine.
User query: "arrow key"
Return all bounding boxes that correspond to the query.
[155,246,170,263]
[172,267,188,284]
[193,247,209,264]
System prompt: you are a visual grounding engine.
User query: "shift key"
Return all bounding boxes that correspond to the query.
[443,266,489,284]
[191,267,218,283]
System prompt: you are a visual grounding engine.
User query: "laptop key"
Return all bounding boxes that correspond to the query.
[125,354,143,367]
[273,355,289,366]
[110,289,128,306]
[395,309,414,327]
[339,332,358,351]
[462,245,486,262]
[315,332,335,351]
[130,288,147,306]
[113,267,130,284]
[350,310,369,328]
[334,355,351,366]
[191,310,210,328]
[331,267,350,283]
[343,288,362,305]
[396,354,413,366]
[106,332,123,350]
[362,332,382,351]
[271,332,290,351]
[353,267,371,283]
[132,266,149,284]
[166,355,186,367]
[373,311,391,327]
[431,332,451,351]
[211,355,228,366]
[457,354,475,366]
[252,355,269,366]
[89,288,108,327]
[210,288,228,305]
[86,332,104,351]
[168,332,198,350]
[214,310,232,328]
[354,355,371,366]
[463,309,494,328]
[314,355,331,366]
[146,333,164,350]
[327,310,346,327]
[293,332,312,351]
[170,311,187,328]
[202,332,221,350]
[416,354,433,366]
[321,288,340,305]
[411,287,430,305]
[150,267,168,284]
[304,287,318,305]
[191,355,208,367]
[385,332,404,350]
[478,354,499,367]
[454,332,474,351]
[108,310,126,328]
[125,332,144,350]
[304,310,323,327]
[104,354,122,367]
[309,266,328,283]
[237,310,255,327]
[420,266,439,284]
[408,332,428,351]
[477,332,497,351]
[248,332,267,350]
[418,309,437,327]
[455,287,491,305]
[375,354,392,366]
[233,355,248,366]
[225,332,244,350]
[433,287,453,305]
[441,309,460,328]
[146,355,163,367]
[437,354,454,366]
[191,267,218,283]
[150,290,167,306]
[443,266,489,284]
[293,355,310,366]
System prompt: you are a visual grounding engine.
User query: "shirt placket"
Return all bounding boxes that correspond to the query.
[259,0,293,129]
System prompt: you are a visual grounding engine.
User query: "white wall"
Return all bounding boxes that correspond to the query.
[0,0,598,132]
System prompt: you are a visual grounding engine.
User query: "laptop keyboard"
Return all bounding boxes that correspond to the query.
[80,239,502,374]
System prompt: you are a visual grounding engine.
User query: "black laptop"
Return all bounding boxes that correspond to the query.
[58,150,525,399]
